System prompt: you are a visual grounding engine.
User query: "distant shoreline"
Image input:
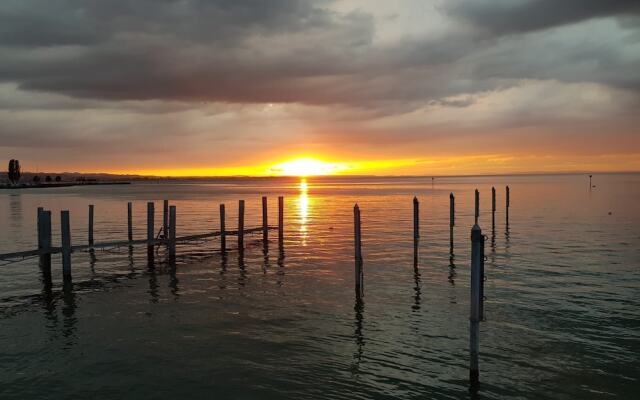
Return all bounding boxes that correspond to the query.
[0,182,131,190]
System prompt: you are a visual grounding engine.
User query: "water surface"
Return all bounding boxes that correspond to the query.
[1,174,639,399]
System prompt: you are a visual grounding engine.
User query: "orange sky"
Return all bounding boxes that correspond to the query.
[102,153,640,177]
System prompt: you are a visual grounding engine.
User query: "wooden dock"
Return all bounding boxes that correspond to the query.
[0,186,512,388]
[0,197,285,267]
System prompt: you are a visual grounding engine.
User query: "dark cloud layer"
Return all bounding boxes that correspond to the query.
[0,0,638,108]
[446,0,640,35]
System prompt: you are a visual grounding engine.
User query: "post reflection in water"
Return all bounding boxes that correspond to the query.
[262,247,271,274]
[448,245,457,285]
[351,297,365,376]
[61,280,77,348]
[127,246,135,278]
[40,257,53,289]
[147,264,159,304]
[219,253,228,290]
[40,273,57,331]
[238,252,247,287]
[505,213,511,252]
[412,251,421,311]
[490,214,497,268]
[89,249,97,274]
[168,257,180,300]
[298,179,309,246]
[276,248,285,287]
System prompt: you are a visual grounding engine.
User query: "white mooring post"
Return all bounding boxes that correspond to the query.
[470,224,483,386]
[61,210,72,280]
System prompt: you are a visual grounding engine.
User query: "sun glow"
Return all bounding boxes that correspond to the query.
[270,158,347,177]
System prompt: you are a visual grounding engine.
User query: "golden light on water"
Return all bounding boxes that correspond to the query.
[298,178,309,246]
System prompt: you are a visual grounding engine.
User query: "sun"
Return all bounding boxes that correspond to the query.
[270,157,346,176]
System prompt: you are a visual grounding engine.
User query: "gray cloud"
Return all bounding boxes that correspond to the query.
[0,0,639,173]
[0,0,381,105]
[0,0,335,47]
[0,0,638,109]
[445,0,640,35]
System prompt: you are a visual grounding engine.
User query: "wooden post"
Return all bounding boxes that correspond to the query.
[127,202,133,242]
[147,202,155,263]
[354,204,363,298]
[413,197,420,240]
[491,187,496,232]
[470,224,483,386]
[262,196,268,246]
[413,197,419,264]
[169,205,176,258]
[491,187,496,213]
[37,207,44,251]
[450,193,455,249]
[238,200,245,251]
[163,200,169,238]
[506,186,510,225]
[474,189,480,225]
[88,204,94,245]
[278,196,284,248]
[220,204,226,253]
[480,226,486,321]
[38,209,52,272]
[61,210,72,280]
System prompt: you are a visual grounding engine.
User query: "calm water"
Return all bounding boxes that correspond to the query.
[1,174,639,399]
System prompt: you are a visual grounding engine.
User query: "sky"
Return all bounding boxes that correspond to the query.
[1,0,639,176]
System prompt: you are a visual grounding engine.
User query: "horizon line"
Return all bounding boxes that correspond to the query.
[11,170,640,179]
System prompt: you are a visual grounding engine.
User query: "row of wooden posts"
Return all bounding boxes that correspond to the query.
[26,185,511,388]
[354,185,510,387]
[33,196,285,281]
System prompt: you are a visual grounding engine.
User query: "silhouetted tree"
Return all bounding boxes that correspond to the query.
[45,175,52,182]
[55,175,62,182]
[8,159,21,185]
[33,175,41,183]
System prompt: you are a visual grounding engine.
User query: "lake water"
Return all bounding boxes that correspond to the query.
[1,174,639,399]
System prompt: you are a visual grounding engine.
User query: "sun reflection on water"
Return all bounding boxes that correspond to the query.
[299,178,309,246]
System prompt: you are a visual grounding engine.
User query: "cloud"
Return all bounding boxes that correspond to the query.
[445,0,640,35]
[0,0,638,109]
[0,1,638,173]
